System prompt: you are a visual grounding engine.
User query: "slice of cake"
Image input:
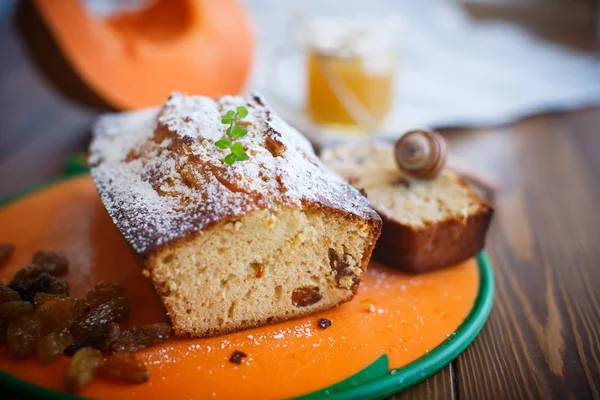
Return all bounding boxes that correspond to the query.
[321,140,492,273]
[89,93,381,338]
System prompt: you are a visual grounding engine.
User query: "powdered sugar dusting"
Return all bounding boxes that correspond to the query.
[158,95,222,141]
[90,93,377,257]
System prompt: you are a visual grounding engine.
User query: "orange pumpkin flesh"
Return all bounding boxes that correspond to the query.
[30,0,254,110]
[0,176,479,399]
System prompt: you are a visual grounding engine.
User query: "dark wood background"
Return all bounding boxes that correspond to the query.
[1,2,599,399]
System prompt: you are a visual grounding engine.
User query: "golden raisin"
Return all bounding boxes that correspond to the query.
[34,292,67,307]
[74,299,91,319]
[111,323,172,353]
[253,263,264,278]
[98,353,149,383]
[291,286,322,307]
[37,331,74,364]
[35,298,77,334]
[71,298,129,337]
[86,282,126,308]
[0,285,21,304]
[33,293,89,321]
[64,347,102,394]
[66,322,121,355]
[7,314,42,357]
[0,243,14,267]
[0,301,34,321]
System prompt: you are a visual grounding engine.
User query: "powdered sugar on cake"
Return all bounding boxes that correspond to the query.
[90,93,376,257]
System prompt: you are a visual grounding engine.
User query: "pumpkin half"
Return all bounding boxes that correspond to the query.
[22,0,254,110]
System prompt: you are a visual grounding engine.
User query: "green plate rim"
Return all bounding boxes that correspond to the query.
[0,175,494,400]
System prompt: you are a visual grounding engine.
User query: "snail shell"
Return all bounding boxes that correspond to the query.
[394,129,448,179]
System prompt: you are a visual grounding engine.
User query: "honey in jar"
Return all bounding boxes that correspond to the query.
[305,18,396,133]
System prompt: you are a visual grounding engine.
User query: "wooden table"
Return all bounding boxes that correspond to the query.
[1,6,599,400]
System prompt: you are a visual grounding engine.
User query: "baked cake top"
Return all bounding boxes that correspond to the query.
[90,93,378,257]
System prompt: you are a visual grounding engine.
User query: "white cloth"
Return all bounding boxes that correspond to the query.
[249,0,600,134]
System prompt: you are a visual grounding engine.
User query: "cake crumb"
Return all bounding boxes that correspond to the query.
[338,276,355,290]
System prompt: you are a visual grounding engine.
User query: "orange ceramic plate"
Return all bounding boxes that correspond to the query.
[0,176,488,399]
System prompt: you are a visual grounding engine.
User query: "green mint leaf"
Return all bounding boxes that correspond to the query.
[236,106,249,118]
[230,142,245,156]
[224,154,237,165]
[226,126,233,137]
[235,150,249,161]
[231,125,248,139]
[221,118,234,124]
[226,110,235,118]
[215,139,231,149]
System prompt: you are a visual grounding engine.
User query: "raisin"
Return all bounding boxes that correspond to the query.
[74,299,91,319]
[317,318,332,329]
[31,251,69,276]
[328,249,359,291]
[64,347,102,394]
[10,252,68,284]
[37,331,73,364]
[0,286,21,304]
[86,282,125,308]
[0,243,14,267]
[47,277,70,296]
[34,292,67,307]
[229,350,247,364]
[0,301,34,321]
[35,298,77,334]
[252,263,264,278]
[66,322,121,355]
[11,264,43,283]
[7,314,42,357]
[94,322,121,352]
[292,286,322,307]
[111,323,172,353]
[98,353,149,383]
[34,293,89,318]
[64,338,92,356]
[71,298,129,337]
[9,272,69,302]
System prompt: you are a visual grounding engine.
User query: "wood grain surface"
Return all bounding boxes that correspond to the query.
[1,3,599,400]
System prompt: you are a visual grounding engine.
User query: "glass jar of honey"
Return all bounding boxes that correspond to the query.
[305,18,397,134]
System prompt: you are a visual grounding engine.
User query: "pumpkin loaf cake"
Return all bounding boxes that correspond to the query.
[321,140,492,273]
[89,93,381,338]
